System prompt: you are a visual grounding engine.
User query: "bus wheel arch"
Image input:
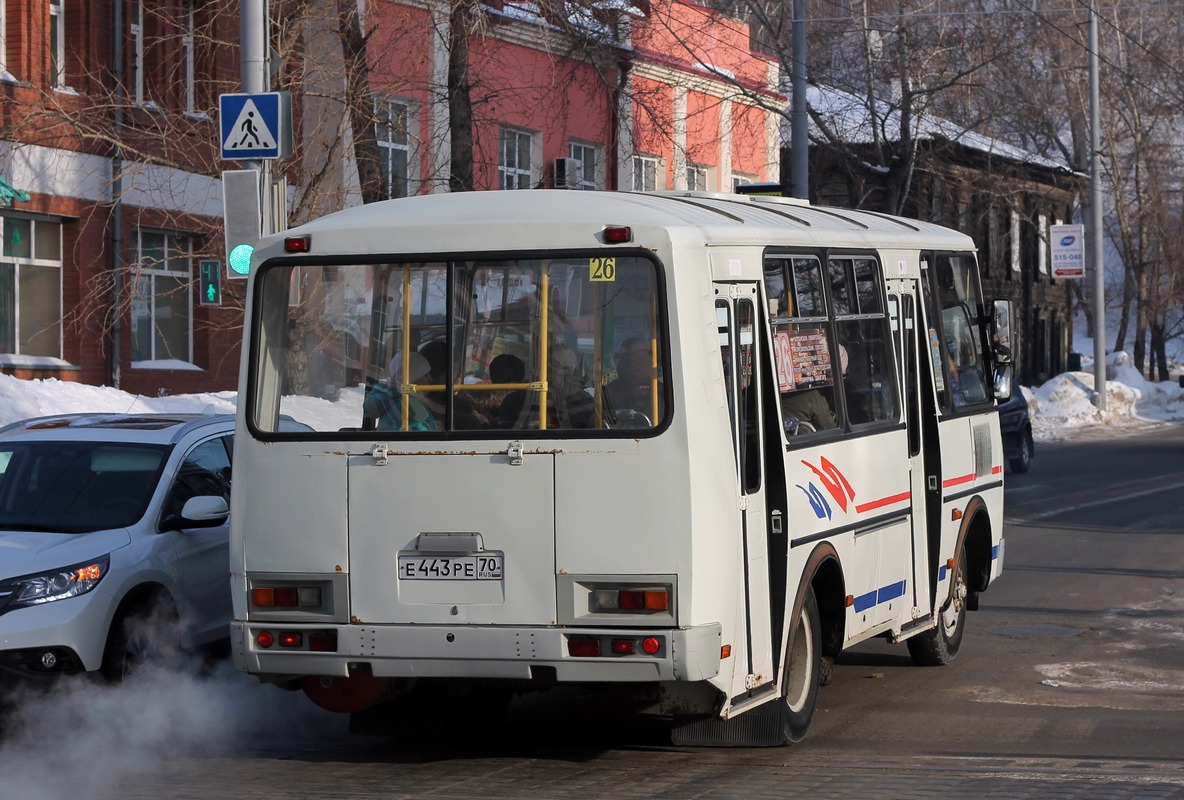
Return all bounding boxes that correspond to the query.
[961,499,995,600]
[805,551,845,686]
[778,545,844,745]
[907,499,991,667]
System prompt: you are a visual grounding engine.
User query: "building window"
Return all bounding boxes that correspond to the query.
[1010,207,1021,273]
[0,0,10,81]
[182,1,195,114]
[132,230,192,363]
[499,127,534,190]
[632,155,660,192]
[687,165,710,192]
[130,0,146,105]
[569,141,599,190]
[0,217,63,358]
[377,98,410,199]
[49,0,65,88]
[732,174,756,192]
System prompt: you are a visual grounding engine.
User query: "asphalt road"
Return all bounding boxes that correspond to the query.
[3,423,1183,799]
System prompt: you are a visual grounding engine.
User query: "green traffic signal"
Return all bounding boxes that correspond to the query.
[198,259,222,306]
[229,243,255,275]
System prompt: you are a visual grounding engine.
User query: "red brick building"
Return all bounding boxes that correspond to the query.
[2,0,780,395]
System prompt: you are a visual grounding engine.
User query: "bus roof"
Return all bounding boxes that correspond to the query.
[260,190,976,259]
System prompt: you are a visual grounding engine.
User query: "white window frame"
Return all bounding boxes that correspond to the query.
[0,0,11,81]
[499,126,536,190]
[132,229,193,364]
[131,0,144,105]
[1037,213,1049,275]
[687,164,711,192]
[49,0,65,89]
[377,97,413,199]
[568,141,600,190]
[731,174,756,192]
[1010,207,1021,273]
[0,216,63,358]
[632,155,661,192]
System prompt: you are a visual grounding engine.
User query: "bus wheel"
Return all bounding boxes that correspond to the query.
[780,585,821,743]
[907,545,967,666]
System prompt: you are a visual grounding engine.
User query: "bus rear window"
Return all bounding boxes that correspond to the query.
[250,255,667,435]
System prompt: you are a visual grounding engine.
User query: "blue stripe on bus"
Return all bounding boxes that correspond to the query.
[935,545,999,584]
[853,580,907,613]
[877,580,906,604]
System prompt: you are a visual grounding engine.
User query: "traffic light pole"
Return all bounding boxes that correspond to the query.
[241,0,272,240]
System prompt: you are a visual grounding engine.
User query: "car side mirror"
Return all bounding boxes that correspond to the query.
[172,495,230,530]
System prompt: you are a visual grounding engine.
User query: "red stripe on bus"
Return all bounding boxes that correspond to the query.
[855,491,911,513]
[942,472,976,488]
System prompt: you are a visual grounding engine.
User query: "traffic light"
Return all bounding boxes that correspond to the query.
[198,260,222,306]
[222,169,262,279]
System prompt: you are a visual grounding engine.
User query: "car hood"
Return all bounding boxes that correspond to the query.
[0,529,132,579]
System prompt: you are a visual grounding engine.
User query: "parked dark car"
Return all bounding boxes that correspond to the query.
[998,379,1034,473]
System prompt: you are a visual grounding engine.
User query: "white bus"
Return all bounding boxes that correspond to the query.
[231,189,1013,745]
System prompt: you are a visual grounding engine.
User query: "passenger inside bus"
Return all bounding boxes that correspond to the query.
[781,345,845,434]
[490,353,529,428]
[606,337,663,427]
[363,352,440,431]
[419,339,492,428]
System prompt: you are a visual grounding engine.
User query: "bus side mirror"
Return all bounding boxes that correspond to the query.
[991,299,1013,364]
[993,363,1013,401]
[990,299,1014,401]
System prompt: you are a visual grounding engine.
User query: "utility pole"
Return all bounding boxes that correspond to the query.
[241,0,272,238]
[1088,0,1106,411]
[790,0,808,199]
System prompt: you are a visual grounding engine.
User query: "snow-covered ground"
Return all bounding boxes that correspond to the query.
[3,346,1182,442]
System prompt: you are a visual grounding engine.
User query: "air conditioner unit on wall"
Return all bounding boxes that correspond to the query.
[553,157,582,189]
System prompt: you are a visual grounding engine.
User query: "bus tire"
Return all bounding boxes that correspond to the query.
[907,545,967,666]
[781,585,821,743]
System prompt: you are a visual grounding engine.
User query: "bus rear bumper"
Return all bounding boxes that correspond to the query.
[232,621,722,684]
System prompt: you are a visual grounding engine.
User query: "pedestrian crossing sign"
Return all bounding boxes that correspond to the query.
[220,92,292,160]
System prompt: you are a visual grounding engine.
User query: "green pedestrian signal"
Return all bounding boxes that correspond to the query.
[199,260,223,306]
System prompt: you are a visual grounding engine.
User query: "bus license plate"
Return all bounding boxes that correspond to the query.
[398,554,504,581]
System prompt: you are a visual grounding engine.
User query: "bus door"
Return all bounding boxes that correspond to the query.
[887,281,936,616]
[715,283,786,699]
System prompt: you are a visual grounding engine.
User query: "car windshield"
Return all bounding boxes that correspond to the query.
[0,441,170,533]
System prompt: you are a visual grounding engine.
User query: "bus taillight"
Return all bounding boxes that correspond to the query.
[593,587,669,612]
[568,637,601,657]
[251,585,322,609]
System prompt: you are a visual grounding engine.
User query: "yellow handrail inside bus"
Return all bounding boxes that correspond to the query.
[400,265,413,431]
[538,268,549,430]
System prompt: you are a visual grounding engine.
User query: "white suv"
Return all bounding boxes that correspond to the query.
[0,413,255,687]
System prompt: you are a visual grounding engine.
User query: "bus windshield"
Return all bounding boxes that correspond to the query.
[250,254,667,435]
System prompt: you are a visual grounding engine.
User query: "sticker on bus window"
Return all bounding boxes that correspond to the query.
[774,327,833,392]
[929,328,946,392]
[590,257,617,281]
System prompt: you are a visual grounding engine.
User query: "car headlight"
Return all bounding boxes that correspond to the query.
[6,556,110,609]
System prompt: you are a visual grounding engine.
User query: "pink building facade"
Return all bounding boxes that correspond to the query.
[2,0,781,395]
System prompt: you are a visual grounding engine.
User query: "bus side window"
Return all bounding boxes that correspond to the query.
[766,254,838,437]
[831,257,899,426]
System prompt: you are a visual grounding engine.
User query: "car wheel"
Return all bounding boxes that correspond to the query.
[907,545,967,666]
[1009,429,1033,474]
[100,595,182,682]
